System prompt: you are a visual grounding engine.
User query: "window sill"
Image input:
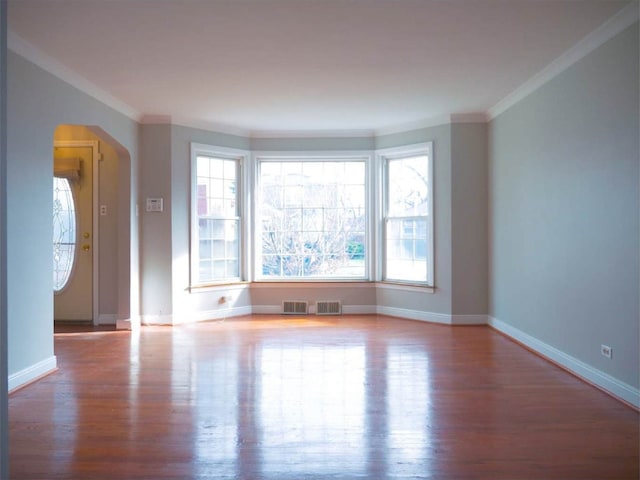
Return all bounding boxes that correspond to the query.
[376,281,435,294]
[251,280,372,289]
[188,280,435,294]
[189,281,250,293]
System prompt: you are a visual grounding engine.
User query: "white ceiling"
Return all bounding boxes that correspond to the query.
[7,0,634,136]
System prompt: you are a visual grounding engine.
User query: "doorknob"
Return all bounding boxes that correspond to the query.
[82,244,91,252]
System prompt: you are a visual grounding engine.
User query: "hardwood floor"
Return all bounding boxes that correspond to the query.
[9,316,639,479]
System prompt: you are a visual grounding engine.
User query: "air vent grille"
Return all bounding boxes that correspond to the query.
[316,301,342,316]
[283,301,308,315]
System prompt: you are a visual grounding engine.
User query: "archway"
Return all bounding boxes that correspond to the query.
[53,125,133,328]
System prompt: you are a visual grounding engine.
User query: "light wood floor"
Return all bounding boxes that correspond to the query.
[9,315,639,479]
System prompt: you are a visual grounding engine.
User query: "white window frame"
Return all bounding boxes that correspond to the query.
[378,142,434,286]
[190,143,250,287]
[252,151,373,282]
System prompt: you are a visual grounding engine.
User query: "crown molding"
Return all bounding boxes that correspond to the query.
[488,2,639,120]
[374,112,489,136]
[169,116,251,138]
[7,29,140,121]
[139,114,172,125]
[8,30,139,121]
[249,128,375,139]
[171,116,375,139]
[374,114,452,136]
[450,113,489,124]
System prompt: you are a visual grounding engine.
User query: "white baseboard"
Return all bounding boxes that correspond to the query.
[185,306,252,323]
[116,318,132,330]
[9,355,57,392]
[117,315,143,330]
[251,305,283,315]
[97,314,117,325]
[377,307,487,325]
[143,306,253,325]
[488,316,640,409]
[342,305,377,315]
[376,306,452,324]
[140,313,174,326]
[451,314,488,325]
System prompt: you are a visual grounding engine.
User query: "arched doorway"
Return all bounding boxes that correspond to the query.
[53,125,132,327]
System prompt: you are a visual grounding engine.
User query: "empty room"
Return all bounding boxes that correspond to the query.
[1,1,638,479]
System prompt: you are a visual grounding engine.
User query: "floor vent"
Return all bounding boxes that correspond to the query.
[316,301,342,316]
[282,301,308,315]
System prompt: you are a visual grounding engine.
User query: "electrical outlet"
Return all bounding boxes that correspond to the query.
[601,344,612,359]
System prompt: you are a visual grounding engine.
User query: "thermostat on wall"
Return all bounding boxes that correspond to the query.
[146,197,164,212]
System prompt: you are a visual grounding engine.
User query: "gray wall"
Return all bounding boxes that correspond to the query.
[489,23,639,388]
[139,124,173,319]
[451,123,488,315]
[7,51,139,378]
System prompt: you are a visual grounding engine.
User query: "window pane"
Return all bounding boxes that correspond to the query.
[258,160,366,279]
[53,177,77,292]
[199,261,212,280]
[210,178,223,197]
[343,184,365,208]
[212,239,225,258]
[302,162,324,179]
[385,218,427,282]
[196,156,209,177]
[388,155,429,217]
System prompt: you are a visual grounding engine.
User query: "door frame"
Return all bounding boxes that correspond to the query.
[53,140,100,325]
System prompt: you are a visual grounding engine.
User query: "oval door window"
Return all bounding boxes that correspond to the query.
[53,177,77,292]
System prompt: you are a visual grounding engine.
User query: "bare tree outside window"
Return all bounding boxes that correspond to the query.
[258,160,366,279]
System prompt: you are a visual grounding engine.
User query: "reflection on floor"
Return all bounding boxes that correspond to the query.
[10,315,640,479]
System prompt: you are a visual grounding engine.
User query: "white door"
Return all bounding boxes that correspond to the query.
[53,144,96,322]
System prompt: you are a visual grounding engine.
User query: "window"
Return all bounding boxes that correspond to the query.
[191,146,245,285]
[381,143,433,285]
[256,157,367,280]
[53,177,76,291]
[190,143,435,288]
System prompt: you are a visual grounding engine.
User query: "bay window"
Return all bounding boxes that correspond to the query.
[190,142,434,287]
